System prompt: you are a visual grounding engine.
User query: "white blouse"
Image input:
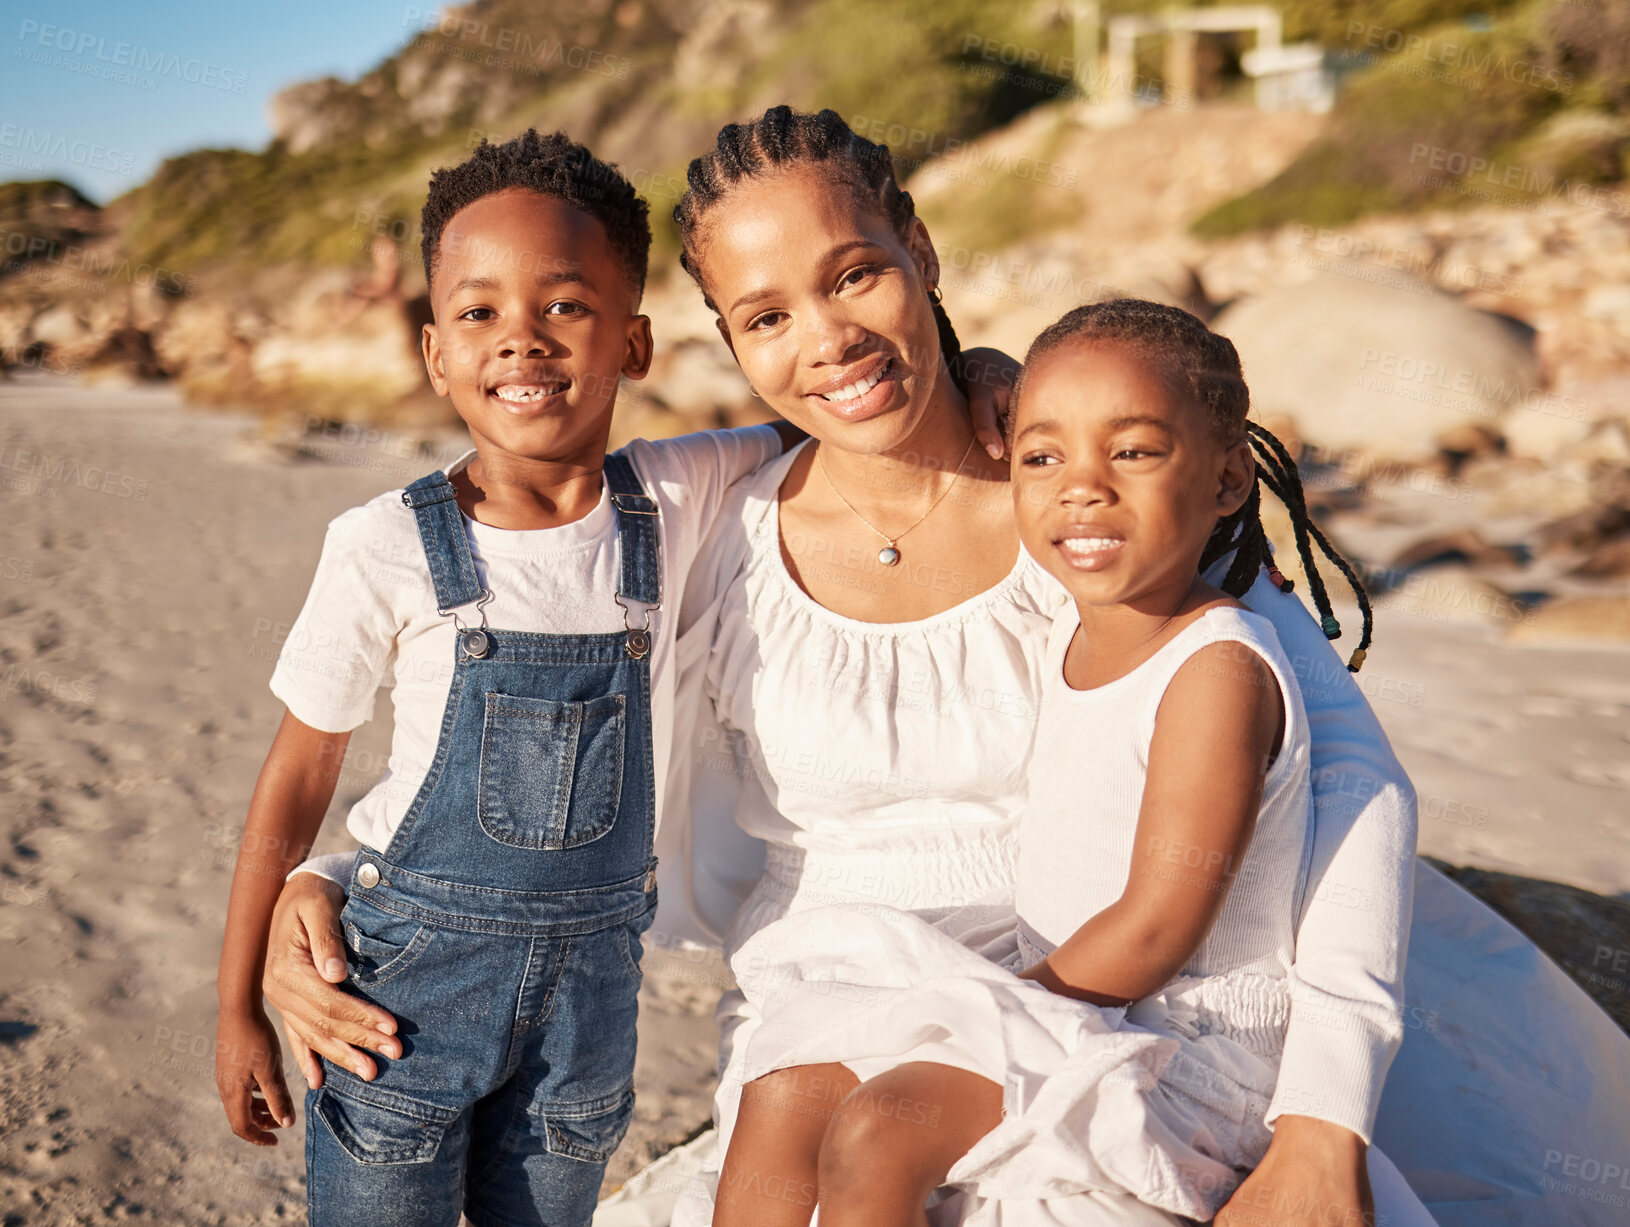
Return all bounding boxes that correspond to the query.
[664,437,1417,1144]
[698,442,1061,853]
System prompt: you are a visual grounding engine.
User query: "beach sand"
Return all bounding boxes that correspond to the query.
[0,376,1625,1224]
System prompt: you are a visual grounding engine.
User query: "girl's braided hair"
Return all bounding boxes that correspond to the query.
[1020,299,1374,671]
[673,105,966,393]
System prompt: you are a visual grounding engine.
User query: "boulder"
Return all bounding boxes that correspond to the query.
[1505,596,1630,646]
[1211,273,1543,460]
[1426,860,1630,1035]
[1377,565,1532,630]
[28,304,92,352]
[642,338,751,422]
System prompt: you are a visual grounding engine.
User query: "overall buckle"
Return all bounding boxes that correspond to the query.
[441,589,495,659]
[615,594,658,660]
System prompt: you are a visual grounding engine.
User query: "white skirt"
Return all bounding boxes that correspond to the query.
[722,904,1283,1221]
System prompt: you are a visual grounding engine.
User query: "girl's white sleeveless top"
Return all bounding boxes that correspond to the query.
[1019,605,1316,1039]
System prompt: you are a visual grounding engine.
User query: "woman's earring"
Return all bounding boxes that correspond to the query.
[749,387,762,399]
[928,285,944,305]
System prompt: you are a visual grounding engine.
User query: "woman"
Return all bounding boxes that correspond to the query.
[265,109,1630,1225]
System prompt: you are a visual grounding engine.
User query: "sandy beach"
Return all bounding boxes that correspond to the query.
[1,374,1626,1225]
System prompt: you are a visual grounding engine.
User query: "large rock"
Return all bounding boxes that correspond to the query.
[1506,595,1630,646]
[1211,273,1543,460]
[1427,860,1630,1035]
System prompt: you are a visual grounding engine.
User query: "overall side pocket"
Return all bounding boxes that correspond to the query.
[478,692,625,850]
[340,898,436,987]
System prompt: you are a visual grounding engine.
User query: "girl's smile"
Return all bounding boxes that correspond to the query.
[1012,340,1252,615]
[1051,526,1128,571]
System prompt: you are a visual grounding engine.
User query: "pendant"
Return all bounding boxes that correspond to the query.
[878,545,900,566]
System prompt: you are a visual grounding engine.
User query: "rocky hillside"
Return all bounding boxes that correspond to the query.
[1197,0,1630,234]
[0,0,1624,461]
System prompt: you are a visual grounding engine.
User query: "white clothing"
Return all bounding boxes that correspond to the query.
[272,427,779,870]
[719,606,1316,1220]
[662,444,1431,1226]
[662,443,1411,1147]
[693,450,1051,859]
[1018,605,1312,988]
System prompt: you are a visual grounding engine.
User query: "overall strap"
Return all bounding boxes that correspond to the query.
[401,471,486,613]
[604,452,661,658]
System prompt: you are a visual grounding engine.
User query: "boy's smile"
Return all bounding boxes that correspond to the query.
[421,188,651,469]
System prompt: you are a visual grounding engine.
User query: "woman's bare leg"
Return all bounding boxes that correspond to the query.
[817,1062,1004,1227]
[714,1062,859,1227]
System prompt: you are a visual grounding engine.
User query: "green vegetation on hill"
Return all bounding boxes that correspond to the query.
[114,0,1084,281]
[0,179,103,270]
[1194,0,1630,236]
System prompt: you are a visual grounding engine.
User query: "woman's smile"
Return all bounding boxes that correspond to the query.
[803,355,902,423]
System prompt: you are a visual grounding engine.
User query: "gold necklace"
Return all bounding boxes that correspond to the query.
[814,434,978,566]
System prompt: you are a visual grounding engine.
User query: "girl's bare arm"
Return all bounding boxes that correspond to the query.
[1021,641,1284,1005]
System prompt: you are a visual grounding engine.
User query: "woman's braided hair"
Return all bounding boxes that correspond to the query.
[1020,299,1374,671]
[674,105,967,393]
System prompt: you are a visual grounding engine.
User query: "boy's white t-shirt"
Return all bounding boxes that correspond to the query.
[275,426,780,880]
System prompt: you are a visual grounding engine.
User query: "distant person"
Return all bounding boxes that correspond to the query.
[213,129,797,1226]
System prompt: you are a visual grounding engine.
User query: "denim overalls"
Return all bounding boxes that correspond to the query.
[306,455,660,1227]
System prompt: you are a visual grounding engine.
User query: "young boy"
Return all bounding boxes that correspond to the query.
[213,130,789,1226]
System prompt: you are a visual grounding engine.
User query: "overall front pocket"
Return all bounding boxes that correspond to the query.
[478,692,626,849]
[340,899,436,987]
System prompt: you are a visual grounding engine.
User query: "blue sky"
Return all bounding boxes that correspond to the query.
[0,0,428,202]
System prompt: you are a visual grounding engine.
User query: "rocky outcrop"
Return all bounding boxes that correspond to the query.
[1428,860,1630,1035]
[1211,274,1544,461]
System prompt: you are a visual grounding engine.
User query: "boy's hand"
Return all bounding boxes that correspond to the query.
[215,1006,295,1146]
[1215,1115,1373,1227]
[262,873,400,1088]
[960,346,1020,460]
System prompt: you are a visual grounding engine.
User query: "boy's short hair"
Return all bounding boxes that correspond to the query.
[419,128,651,297]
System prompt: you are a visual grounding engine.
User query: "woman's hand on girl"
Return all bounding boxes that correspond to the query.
[1214,1114,1373,1226]
[260,872,400,1087]
[960,347,1020,460]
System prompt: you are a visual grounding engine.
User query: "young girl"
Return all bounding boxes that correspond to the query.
[716,299,1382,1225]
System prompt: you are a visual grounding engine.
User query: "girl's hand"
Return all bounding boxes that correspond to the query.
[215,1006,295,1146]
[261,873,400,1088]
[960,347,1019,460]
[1215,1115,1373,1227]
